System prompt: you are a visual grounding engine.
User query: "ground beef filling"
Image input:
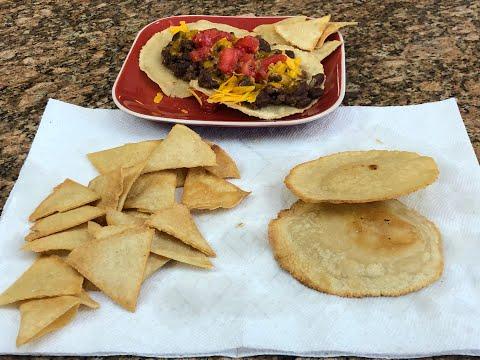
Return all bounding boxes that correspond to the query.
[161,32,325,109]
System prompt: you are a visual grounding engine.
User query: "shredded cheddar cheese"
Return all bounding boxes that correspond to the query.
[208,76,261,104]
[153,92,164,103]
[169,21,189,35]
[269,57,302,81]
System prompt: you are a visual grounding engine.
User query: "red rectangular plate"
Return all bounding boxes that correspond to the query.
[112,15,345,127]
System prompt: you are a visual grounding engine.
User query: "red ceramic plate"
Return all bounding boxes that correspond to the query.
[112,15,345,127]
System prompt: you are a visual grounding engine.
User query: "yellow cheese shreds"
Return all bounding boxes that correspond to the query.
[169,21,189,35]
[153,92,164,103]
[269,57,302,80]
[208,76,260,104]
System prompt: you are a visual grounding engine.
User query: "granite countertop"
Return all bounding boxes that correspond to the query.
[0,0,479,358]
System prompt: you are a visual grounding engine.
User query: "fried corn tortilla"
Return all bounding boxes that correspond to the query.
[314,40,342,61]
[29,179,100,221]
[175,168,189,187]
[91,224,138,239]
[22,224,90,253]
[106,209,145,226]
[274,15,330,51]
[204,144,240,179]
[78,289,100,309]
[87,221,103,237]
[17,296,81,346]
[139,20,249,98]
[147,203,215,257]
[143,254,170,280]
[87,140,161,174]
[269,200,443,297]
[252,23,289,45]
[285,150,439,203]
[143,125,216,173]
[88,168,123,210]
[66,227,153,311]
[0,256,83,305]
[117,162,145,211]
[26,206,105,241]
[316,21,357,48]
[182,168,249,210]
[124,170,176,212]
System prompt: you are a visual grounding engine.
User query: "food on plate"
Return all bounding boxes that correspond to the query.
[117,163,145,210]
[316,21,357,48]
[147,203,216,257]
[26,205,105,241]
[124,170,177,212]
[21,224,90,252]
[314,40,343,61]
[87,220,103,236]
[204,144,240,178]
[285,150,439,203]
[0,256,83,305]
[89,224,137,239]
[251,23,289,45]
[269,200,443,297]
[66,227,153,312]
[274,15,331,51]
[29,179,100,221]
[88,168,123,210]
[106,209,145,226]
[182,167,250,210]
[143,124,216,173]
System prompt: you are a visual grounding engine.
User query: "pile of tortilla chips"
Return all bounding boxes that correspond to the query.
[0,124,249,346]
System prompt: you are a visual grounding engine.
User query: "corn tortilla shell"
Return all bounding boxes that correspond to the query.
[269,200,443,297]
[117,162,145,211]
[314,40,342,61]
[204,144,240,179]
[88,168,123,210]
[78,289,100,309]
[285,150,439,203]
[274,15,330,51]
[252,23,289,45]
[106,209,145,226]
[316,21,357,48]
[143,254,170,280]
[22,224,90,253]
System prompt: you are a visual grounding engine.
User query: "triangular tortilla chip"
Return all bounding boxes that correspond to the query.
[176,168,188,188]
[91,224,139,239]
[88,168,123,210]
[316,21,357,48]
[26,206,105,241]
[22,224,90,253]
[0,256,83,305]
[182,168,250,210]
[124,170,176,212]
[29,179,100,221]
[117,163,145,211]
[314,40,342,61]
[147,203,215,257]
[78,289,100,309]
[151,231,212,269]
[66,228,153,311]
[87,221,103,237]
[83,279,99,292]
[17,296,80,346]
[143,125,216,173]
[204,144,240,179]
[106,209,145,226]
[253,23,289,45]
[87,140,161,174]
[275,16,330,51]
[143,253,170,280]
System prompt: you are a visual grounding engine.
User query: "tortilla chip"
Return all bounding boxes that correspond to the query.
[22,224,90,253]
[88,168,123,210]
[26,206,105,241]
[204,144,240,179]
[117,162,145,211]
[124,170,176,212]
[143,125,216,173]
[147,203,215,257]
[143,253,170,280]
[106,209,145,226]
[182,168,250,210]
[275,16,330,51]
[0,256,83,305]
[151,231,212,269]
[87,140,161,174]
[78,289,100,309]
[268,200,443,297]
[314,40,342,61]
[66,227,153,311]
[252,23,289,45]
[176,168,188,187]
[29,179,100,221]
[87,221,103,237]
[92,224,139,239]
[17,296,81,346]
[83,279,99,292]
[285,150,439,203]
[139,20,249,98]
[316,21,357,48]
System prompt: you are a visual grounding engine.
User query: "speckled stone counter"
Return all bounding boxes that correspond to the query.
[0,0,479,358]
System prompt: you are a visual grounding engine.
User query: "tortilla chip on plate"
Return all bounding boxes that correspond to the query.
[143,125,216,173]
[274,16,330,51]
[29,179,100,221]
[22,224,90,253]
[106,209,145,226]
[316,21,357,48]
[182,168,250,210]
[117,162,145,211]
[88,168,123,210]
[124,170,176,212]
[285,150,439,203]
[147,203,215,257]
[26,206,105,241]
[204,144,240,179]
[0,256,83,306]
[314,40,342,61]
[87,140,161,174]
[17,296,81,346]
[66,227,153,311]
[252,23,289,45]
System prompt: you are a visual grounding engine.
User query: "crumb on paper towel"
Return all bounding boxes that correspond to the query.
[375,138,384,144]
[153,92,164,104]
[236,223,245,228]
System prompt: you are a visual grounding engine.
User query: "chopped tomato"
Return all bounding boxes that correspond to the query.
[237,53,256,77]
[256,54,288,80]
[192,29,233,48]
[234,36,259,53]
[189,46,211,62]
[218,47,242,74]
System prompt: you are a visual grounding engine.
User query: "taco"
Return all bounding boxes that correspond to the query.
[139,20,326,120]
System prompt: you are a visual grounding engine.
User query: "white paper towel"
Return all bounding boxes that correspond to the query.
[0,98,479,357]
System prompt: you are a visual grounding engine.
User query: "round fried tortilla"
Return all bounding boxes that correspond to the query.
[191,45,325,120]
[139,20,250,98]
[268,200,443,297]
[285,150,439,203]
